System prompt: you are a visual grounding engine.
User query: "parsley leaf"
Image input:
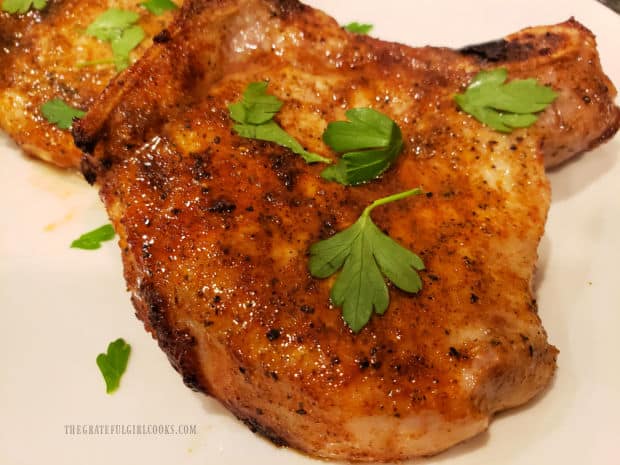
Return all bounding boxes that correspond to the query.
[229,82,283,124]
[229,82,331,164]
[1,0,46,14]
[234,121,326,162]
[454,68,558,133]
[96,338,131,394]
[70,224,116,250]
[344,22,373,34]
[141,0,177,16]
[111,25,145,70]
[40,98,86,130]
[321,108,403,185]
[86,9,139,40]
[85,9,144,71]
[309,188,424,332]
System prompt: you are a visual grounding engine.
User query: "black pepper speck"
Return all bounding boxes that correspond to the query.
[266,329,281,341]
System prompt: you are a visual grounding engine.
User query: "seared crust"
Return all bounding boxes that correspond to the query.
[0,0,178,168]
[74,0,618,461]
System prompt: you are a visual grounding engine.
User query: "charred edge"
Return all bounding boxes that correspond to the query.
[240,416,289,447]
[72,124,98,154]
[142,281,208,393]
[153,29,172,44]
[459,39,534,63]
[80,157,98,185]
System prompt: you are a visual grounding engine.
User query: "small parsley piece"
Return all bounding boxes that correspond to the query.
[229,81,283,124]
[1,0,46,14]
[454,68,558,133]
[96,338,131,394]
[321,108,403,185]
[40,98,86,130]
[309,188,425,332]
[344,22,373,34]
[110,25,145,70]
[141,0,177,16]
[85,9,144,71]
[86,9,139,41]
[70,224,116,250]
[229,82,331,164]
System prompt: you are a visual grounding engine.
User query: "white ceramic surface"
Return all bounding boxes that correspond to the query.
[1,1,619,464]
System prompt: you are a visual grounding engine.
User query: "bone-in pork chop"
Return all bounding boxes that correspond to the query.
[0,0,177,168]
[73,0,620,461]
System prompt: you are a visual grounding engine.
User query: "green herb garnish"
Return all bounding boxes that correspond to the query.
[96,338,131,394]
[141,0,177,16]
[70,224,115,250]
[1,0,46,14]
[321,108,403,185]
[86,9,139,40]
[229,81,331,164]
[309,188,424,332]
[109,25,145,70]
[454,68,558,133]
[84,9,144,71]
[344,22,373,34]
[40,98,86,130]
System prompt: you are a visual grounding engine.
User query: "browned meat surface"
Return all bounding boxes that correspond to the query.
[73,0,619,461]
[0,0,177,168]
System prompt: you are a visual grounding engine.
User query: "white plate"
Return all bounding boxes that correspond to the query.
[1,1,619,464]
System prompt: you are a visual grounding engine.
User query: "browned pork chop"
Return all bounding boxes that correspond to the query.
[74,0,620,461]
[0,0,177,168]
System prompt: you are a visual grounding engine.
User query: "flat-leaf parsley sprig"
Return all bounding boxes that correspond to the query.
[229,81,331,164]
[454,68,557,133]
[320,108,404,186]
[309,188,425,332]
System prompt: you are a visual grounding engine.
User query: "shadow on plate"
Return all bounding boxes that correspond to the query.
[548,138,619,203]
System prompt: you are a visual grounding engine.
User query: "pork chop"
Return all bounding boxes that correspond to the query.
[0,0,177,168]
[73,0,620,461]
